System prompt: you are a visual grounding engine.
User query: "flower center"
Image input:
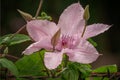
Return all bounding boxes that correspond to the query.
[55,34,80,51]
[61,35,78,49]
[62,40,67,47]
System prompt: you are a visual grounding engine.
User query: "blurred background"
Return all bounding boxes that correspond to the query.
[1,0,120,68]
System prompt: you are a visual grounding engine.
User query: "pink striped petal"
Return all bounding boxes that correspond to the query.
[64,39,99,63]
[27,20,59,41]
[58,3,84,35]
[67,50,99,63]
[44,52,63,69]
[23,37,52,55]
[83,24,111,39]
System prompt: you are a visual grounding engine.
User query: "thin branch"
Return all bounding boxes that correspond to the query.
[0,74,49,79]
[5,54,19,61]
[35,0,43,18]
[0,72,120,79]
[15,25,26,34]
[0,54,19,61]
[90,72,120,77]
[9,25,26,39]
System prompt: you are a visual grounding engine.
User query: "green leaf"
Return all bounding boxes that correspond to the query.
[17,9,33,21]
[47,78,62,80]
[93,64,117,73]
[91,65,117,80]
[15,51,46,76]
[3,47,8,54]
[61,68,79,80]
[83,5,90,21]
[16,78,28,80]
[88,38,97,47]
[0,34,31,46]
[61,62,92,80]
[0,58,19,76]
[69,63,92,79]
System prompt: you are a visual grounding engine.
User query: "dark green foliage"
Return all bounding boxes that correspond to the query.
[93,64,117,73]
[0,58,19,76]
[0,34,31,46]
[15,51,46,76]
[61,62,92,80]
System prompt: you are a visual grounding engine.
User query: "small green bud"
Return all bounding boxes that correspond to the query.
[83,5,90,21]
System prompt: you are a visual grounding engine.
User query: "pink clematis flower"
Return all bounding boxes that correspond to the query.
[23,3,111,69]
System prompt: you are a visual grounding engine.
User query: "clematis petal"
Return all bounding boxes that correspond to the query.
[67,50,99,64]
[27,20,59,41]
[44,52,63,70]
[83,24,111,39]
[23,37,53,55]
[58,3,84,35]
[64,39,99,63]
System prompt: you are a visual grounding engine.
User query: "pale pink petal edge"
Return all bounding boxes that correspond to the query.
[84,24,111,39]
[23,37,53,55]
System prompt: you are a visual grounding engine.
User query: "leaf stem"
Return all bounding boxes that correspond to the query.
[38,51,51,77]
[81,21,87,37]
[35,0,43,18]
[63,54,68,68]
[50,69,56,78]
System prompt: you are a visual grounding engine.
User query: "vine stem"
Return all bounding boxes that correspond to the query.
[35,0,43,18]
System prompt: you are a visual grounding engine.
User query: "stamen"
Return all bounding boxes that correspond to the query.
[61,35,77,49]
[61,35,67,47]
